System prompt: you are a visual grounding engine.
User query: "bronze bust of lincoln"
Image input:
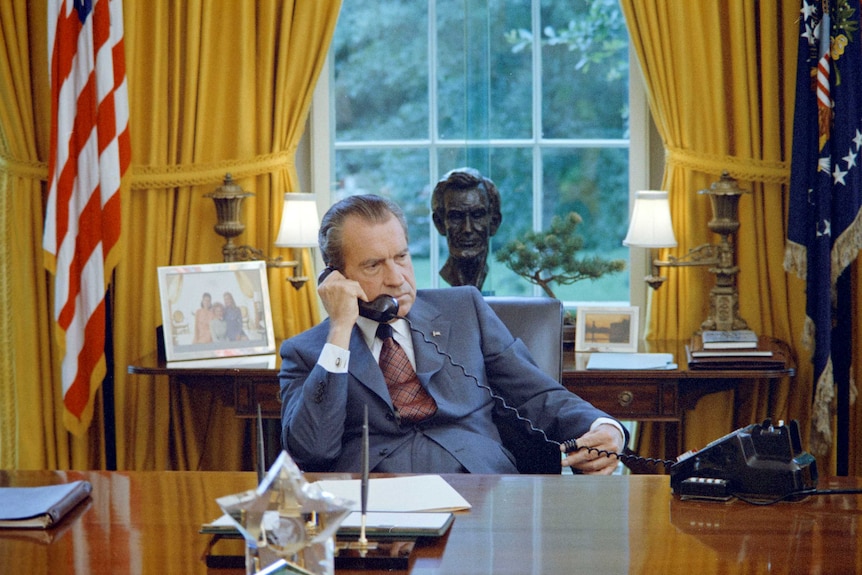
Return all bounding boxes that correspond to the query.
[432,168,502,290]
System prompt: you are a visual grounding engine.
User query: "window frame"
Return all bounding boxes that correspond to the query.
[302,18,655,338]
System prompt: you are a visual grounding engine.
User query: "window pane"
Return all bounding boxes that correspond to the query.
[542,147,630,302]
[541,0,630,139]
[330,0,632,302]
[333,3,429,140]
[483,147,535,296]
[437,0,532,140]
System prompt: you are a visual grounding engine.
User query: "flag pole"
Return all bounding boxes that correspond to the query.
[103,282,117,471]
[834,271,852,476]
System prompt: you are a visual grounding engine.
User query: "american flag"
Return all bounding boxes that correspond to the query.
[785,0,862,458]
[44,0,131,435]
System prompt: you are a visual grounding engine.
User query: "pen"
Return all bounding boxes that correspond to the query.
[359,404,369,548]
[256,404,265,483]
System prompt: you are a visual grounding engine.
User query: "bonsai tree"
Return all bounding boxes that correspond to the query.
[495,212,626,301]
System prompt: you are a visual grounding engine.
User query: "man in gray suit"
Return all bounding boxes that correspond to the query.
[279,194,625,474]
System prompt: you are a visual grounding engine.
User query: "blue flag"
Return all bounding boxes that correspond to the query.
[786,0,862,458]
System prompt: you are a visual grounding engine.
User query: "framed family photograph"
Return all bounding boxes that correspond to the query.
[157,261,276,362]
[575,306,639,353]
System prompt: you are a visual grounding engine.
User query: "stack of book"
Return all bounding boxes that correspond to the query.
[686,330,788,370]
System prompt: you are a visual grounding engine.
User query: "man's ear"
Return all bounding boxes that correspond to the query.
[489,212,502,236]
[432,212,447,236]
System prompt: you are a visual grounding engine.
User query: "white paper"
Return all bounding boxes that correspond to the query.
[586,352,676,370]
[315,475,471,512]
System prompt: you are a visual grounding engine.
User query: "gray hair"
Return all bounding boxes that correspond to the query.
[318,194,409,271]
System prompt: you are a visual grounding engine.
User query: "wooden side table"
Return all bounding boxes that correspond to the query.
[128,353,283,417]
[128,354,283,470]
[562,339,795,465]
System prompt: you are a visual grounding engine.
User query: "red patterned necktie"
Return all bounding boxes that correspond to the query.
[376,323,437,422]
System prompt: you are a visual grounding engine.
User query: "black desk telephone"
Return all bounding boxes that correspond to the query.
[564,419,820,502]
[318,267,399,323]
[668,419,818,502]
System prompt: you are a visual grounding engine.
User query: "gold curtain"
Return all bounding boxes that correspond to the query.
[619,0,860,472]
[0,0,341,470]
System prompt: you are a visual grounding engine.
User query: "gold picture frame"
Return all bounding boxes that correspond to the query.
[157,261,275,362]
[575,306,639,353]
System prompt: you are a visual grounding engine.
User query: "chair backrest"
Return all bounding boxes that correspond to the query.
[485,296,564,474]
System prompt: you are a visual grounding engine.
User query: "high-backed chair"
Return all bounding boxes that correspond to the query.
[485,296,564,474]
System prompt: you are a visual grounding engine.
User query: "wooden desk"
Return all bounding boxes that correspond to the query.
[130,339,794,469]
[1,470,858,574]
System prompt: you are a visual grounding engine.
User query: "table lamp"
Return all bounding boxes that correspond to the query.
[622,190,678,289]
[274,192,320,289]
[205,174,320,289]
[623,172,750,332]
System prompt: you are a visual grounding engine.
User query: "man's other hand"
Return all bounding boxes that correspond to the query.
[561,423,625,475]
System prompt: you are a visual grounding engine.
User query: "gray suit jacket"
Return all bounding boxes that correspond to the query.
[279,286,620,473]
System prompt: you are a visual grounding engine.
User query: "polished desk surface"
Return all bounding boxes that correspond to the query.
[128,353,279,377]
[1,470,858,575]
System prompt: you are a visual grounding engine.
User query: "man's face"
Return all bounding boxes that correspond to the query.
[442,188,493,260]
[341,214,417,317]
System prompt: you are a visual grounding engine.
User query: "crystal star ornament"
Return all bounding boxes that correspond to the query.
[216,450,354,575]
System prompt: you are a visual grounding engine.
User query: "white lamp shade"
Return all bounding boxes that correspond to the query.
[622,191,678,248]
[274,193,320,248]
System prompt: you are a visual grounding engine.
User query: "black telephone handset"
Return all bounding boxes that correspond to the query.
[318,266,399,323]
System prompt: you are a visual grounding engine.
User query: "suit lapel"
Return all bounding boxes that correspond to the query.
[405,297,450,383]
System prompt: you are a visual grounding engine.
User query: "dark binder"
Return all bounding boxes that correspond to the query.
[336,511,455,539]
[0,480,92,529]
[686,336,789,371]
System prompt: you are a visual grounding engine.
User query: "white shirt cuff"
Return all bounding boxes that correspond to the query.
[318,343,350,373]
[591,417,627,448]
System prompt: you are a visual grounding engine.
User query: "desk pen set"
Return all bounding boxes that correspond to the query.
[211,405,422,574]
[332,405,417,570]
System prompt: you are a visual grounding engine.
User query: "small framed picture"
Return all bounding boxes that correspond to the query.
[575,306,639,353]
[157,261,276,362]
